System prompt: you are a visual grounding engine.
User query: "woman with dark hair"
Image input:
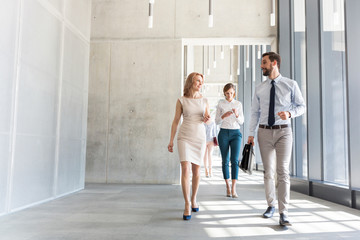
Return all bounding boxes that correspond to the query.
[215,83,244,198]
[168,72,210,220]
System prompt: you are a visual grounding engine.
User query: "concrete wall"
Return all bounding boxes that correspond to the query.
[0,0,91,215]
[87,0,276,184]
[86,40,182,183]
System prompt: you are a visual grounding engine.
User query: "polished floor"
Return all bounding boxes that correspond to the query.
[1,158,360,240]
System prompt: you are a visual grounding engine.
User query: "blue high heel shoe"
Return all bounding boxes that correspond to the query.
[191,207,199,212]
[183,214,191,220]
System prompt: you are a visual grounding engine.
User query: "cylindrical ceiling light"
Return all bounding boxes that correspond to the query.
[252,46,255,82]
[243,48,247,82]
[221,45,224,59]
[148,0,155,28]
[184,45,187,77]
[333,0,339,25]
[209,0,213,28]
[229,46,233,81]
[213,46,216,68]
[262,45,267,81]
[270,0,276,26]
[202,46,205,75]
[237,46,240,75]
[207,46,211,75]
[246,45,250,68]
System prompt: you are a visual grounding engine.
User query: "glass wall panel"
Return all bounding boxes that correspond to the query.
[320,0,348,185]
[293,0,308,178]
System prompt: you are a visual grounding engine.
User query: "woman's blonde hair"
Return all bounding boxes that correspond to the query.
[183,72,204,97]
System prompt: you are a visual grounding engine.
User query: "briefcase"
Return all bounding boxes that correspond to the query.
[239,143,255,175]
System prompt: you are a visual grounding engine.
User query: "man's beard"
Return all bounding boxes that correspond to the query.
[262,65,273,76]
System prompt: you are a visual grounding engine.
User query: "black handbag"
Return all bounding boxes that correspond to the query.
[239,143,255,175]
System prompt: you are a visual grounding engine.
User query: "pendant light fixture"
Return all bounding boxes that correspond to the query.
[148,0,155,28]
[202,46,205,75]
[237,46,240,76]
[262,45,267,81]
[270,0,276,26]
[246,45,250,68]
[333,0,340,25]
[209,0,213,27]
[207,46,211,75]
[229,45,233,81]
[213,46,216,68]
[252,46,255,82]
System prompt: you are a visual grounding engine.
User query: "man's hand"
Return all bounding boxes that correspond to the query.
[247,136,255,146]
[277,111,291,120]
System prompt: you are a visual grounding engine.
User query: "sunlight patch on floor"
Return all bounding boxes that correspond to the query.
[204,226,296,237]
[200,204,253,211]
[291,201,330,209]
[315,211,360,221]
[342,221,360,230]
[291,222,354,233]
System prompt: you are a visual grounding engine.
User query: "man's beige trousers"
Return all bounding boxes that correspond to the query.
[257,127,293,215]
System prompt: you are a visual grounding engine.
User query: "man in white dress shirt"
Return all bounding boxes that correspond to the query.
[247,52,306,226]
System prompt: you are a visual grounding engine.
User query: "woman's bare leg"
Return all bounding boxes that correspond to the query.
[180,161,191,215]
[191,163,201,208]
[203,145,209,177]
[225,179,231,197]
[231,179,238,197]
[207,142,214,176]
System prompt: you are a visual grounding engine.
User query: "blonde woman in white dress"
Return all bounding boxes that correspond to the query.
[168,72,210,220]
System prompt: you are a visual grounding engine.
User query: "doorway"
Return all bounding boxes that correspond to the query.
[181,38,275,174]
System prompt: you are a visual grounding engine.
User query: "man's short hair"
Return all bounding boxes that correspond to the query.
[262,52,281,69]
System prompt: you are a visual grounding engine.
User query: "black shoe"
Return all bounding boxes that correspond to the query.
[279,213,292,226]
[262,206,275,218]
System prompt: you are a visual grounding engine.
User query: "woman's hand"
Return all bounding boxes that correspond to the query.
[168,142,174,152]
[232,108,239,118]
[221,111,233,119]
[203,114,211,123]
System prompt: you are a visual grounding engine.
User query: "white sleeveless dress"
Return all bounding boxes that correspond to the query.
[177,97,207,165]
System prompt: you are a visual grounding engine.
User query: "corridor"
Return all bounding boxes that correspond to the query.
[1,158,360,240]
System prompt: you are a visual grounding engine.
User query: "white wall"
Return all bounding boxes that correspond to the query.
[0,0,91,215]
[87,0,276,184]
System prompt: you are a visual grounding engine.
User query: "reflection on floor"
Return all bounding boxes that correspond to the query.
[1,157,360,239]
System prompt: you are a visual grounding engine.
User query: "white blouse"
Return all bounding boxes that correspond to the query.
[215,99,244,130]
